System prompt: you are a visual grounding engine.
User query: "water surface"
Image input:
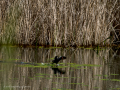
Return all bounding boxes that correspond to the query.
[0,46,120,90]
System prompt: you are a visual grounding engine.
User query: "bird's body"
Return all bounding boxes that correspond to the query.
[52,56,66,64]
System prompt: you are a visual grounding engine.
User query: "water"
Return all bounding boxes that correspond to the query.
[0,46,120,90]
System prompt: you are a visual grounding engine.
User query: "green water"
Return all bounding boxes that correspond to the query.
[0,46,120,90]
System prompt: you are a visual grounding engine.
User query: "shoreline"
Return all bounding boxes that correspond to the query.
[0,44,119,48]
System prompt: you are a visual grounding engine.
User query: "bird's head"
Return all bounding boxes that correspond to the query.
[61,56,66,59]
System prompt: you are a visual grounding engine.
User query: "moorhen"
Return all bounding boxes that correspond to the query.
[52,56,66,64]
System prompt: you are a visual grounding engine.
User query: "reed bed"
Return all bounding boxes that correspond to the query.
[0,0,120,46]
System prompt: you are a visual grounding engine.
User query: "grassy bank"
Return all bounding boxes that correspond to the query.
[0,0,120,46]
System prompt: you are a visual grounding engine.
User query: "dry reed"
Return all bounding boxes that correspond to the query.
[0,0,120,46]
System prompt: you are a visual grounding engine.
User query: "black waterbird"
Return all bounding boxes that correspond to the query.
[52,56,66,64]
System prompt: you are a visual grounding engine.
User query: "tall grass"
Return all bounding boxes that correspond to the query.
[1,0,120,46]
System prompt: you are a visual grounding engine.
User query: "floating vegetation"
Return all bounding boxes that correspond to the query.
[57,66,68,68]
[59,82,83,85]
[111,79,120,82]
[45,47,62,49]
[85,48,93,49]
[19,64,49,68]
[95,75,102,76]
[71,77,77,78]
[82,84,89,86]
[0,70,3,71]
[109,88,120,90]
[69,83,77,84]
[104,75,109,77]
[34,76,44,78]
[110,74,119,76]
[100,79,109,81]
[68,63,101,68]
[69,64,82,68]
[28,77,34,79]
[39,46,43,48]
[94,87,99,89]
[46,77,53,79]
[82,64,101,67]
[78,47,84,48]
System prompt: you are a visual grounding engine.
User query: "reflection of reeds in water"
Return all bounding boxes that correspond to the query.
[1,0,120,46]
[0,47,119,90]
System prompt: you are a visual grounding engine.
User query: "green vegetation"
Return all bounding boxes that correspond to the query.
[111,79,120,81]
[1,0,119,46]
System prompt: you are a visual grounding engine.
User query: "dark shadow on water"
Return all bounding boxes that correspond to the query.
[51,65,65,75]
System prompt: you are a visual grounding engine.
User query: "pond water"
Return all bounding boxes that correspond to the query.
[0,46,120,90]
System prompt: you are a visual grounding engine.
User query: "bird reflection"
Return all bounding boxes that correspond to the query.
[52,65,65,75]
